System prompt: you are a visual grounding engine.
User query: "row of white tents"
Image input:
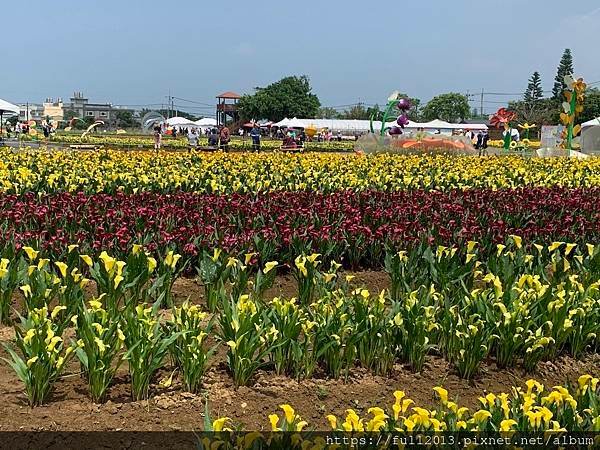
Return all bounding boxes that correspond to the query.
[165,117,218,128]
[272,117,488,133]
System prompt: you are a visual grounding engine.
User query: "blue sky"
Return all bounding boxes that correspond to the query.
[4,0,600,115]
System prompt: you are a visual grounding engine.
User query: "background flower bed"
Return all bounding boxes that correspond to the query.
[3,149,600,194]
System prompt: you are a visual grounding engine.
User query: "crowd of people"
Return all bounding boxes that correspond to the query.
[152,122,231,151]
[2,121,55,141]
[459,129,490,150]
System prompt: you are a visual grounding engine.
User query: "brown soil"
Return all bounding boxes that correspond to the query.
[0,273,598,431]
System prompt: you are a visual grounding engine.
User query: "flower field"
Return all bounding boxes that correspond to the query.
[1,188,600,267]
[0,147,599,435]
[47,134,352,151]
[3,149,600,194]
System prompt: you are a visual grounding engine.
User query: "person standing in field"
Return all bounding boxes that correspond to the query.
[250,124,261,152]
[219,125,230,151]
[153,123,162,151]
[208,128,219,147]
[187,128,198,151]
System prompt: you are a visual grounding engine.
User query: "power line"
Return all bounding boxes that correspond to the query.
[171,96,214,107]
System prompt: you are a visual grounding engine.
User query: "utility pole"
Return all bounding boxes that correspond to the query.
[480,89,484,119]
[166,90,172,119]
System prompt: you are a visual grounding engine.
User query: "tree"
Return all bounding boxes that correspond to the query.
[317,107,340,119]
[238,75,321,121]
[116,110,139,129]
[508,97,558,129]
[578,88,600,124]
[421,93,470,122]
[552,49,574,100]
[63,109,87,130]
[366,104,382,121]
[63,109,77,122]
[524,71,544,103]
[339,104,371,120]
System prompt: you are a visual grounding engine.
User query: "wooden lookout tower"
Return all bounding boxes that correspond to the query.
[216,91,241,126]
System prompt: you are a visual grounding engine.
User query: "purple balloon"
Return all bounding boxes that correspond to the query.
[389,126,403,135]
[396,114,409,128]
[397,98,411,111]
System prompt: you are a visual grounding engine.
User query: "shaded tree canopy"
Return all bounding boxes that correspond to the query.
[421,93,470,122]
[238,76,321,122]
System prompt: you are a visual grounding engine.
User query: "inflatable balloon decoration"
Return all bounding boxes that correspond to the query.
[305,124,317,139]
[489,108,517,150]
[560,75,585,154]
[369,91,411,138]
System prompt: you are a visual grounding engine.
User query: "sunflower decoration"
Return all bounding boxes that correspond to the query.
[518,123,537,139]
[560,75,586,151]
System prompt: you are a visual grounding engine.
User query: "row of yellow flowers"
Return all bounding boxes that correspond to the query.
[210,376,600,434]
[3,240,600,406]
[2,148,600,193]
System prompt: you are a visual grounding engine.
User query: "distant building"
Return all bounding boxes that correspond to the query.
[43,98,64,122]
[18,104,44,122]
[63,91,133,127]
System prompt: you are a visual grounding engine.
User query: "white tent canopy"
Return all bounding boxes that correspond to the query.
[0,98,20,134]
[194,118,217,127]
[273,117,307,128]
[272,117,487,133]
[582,117,600,129]
[165,117,196,127]
[0,98,20,115]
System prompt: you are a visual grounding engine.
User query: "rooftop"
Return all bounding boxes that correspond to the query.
[216,91,241,99]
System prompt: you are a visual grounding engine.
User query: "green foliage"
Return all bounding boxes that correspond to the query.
[2,306,75,406]
[421,93,470,122]
[0,256,22,324]
[524,71,544,103]
[116,110,139,129]
[74,301,125,403]
[217,295,273,387]
[167,302,216,393]
[317,107,340,119]
[317,103,388,121]
[553,49,574,100]
[122,304,180,401]
[238,76,321,122]
[338,104,371,120]
[579,88,600,124]
[508,97,558,127]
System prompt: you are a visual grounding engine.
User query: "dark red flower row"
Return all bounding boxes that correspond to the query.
[1,188,598,267]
